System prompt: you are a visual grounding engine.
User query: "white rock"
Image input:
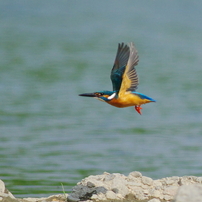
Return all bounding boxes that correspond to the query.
[111,175,129,197]
[174,184,202,202]
[148,199,161,202]
[164,178,177,185]
[0,180,5,193]
[142,176,153,186]
[105,190,117,200]
[24,198,47,202]
[128,171,142,178]
[104,174,115,181]
[163,185,178,196]
[151,190,161,198]
[96,192,106,200]
[127,181,142,187]
[196,177,202,183]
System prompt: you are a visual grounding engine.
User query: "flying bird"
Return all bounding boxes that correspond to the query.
[79,42,156,115]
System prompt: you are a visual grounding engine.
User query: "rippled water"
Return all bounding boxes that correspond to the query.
[1,0,202,198]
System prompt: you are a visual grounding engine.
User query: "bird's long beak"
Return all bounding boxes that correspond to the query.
[79,93,96,97]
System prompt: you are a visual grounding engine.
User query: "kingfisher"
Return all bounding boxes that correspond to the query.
[79,42,156,115]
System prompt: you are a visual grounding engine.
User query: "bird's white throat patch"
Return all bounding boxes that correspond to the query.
[107,92,116,100]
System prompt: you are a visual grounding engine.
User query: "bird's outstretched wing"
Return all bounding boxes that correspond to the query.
[118,42,139,97]
[110,43,130,93]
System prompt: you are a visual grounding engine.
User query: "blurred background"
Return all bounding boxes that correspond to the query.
[1,0,202,198]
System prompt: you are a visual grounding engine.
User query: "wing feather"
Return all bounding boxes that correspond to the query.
[118,42,139,96]
[110,43,130,92]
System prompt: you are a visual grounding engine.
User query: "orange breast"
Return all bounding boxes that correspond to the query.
[107,93,152,108]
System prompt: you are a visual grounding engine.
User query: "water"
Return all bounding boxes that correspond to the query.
[1,0,202,198]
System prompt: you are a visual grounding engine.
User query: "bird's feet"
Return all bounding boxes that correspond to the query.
[135,105,142,115]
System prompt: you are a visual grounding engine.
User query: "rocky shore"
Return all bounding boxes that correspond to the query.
[1,171,202,202]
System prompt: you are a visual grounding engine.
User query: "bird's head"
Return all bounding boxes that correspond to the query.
[79,91,116,102]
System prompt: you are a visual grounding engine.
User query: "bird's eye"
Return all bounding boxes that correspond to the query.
[95,93,103,97]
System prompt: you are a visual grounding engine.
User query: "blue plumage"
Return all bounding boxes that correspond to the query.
[132,92,156,102]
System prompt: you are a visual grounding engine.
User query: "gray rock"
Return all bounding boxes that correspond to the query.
[67,183,108,202]
[87,181,95,188]
[67,195,80,202]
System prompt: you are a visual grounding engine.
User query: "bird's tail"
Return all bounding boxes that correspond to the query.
[134,92,156,102]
